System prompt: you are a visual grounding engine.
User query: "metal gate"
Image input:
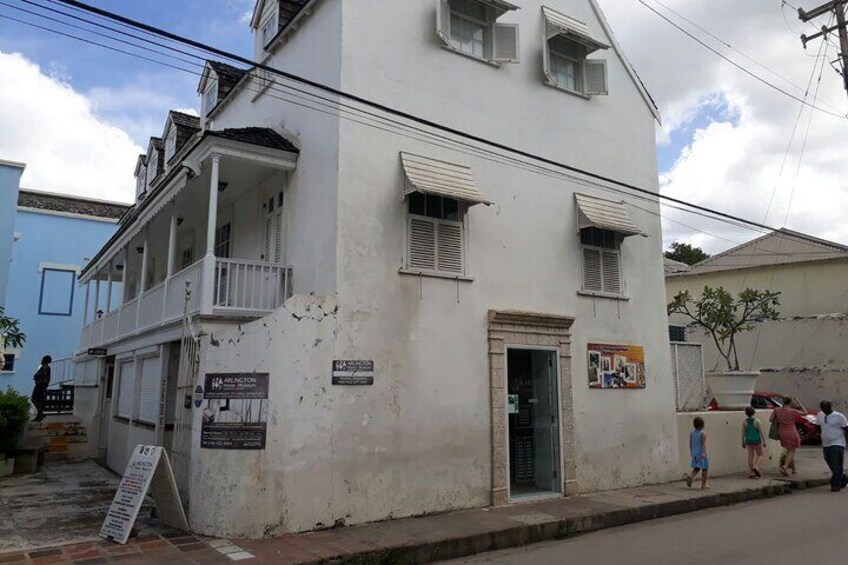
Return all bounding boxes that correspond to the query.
[671,342,705,412]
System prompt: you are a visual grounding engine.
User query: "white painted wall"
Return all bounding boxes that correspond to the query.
[179,0,679,538]
[677,411,780,477]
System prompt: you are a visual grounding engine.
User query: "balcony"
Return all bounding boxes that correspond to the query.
[79,256,292,350]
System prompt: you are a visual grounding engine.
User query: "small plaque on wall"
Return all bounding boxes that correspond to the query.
[332,360,374,385]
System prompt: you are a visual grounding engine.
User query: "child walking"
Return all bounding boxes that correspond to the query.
[742,406,764,478]
[685,416,709,489]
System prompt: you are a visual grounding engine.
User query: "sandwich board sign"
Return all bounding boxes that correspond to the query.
[100,445,188,544]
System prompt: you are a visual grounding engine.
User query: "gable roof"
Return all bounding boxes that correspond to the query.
[667,229,848,277]
[167,110,200,131]
[587,0,661,123]
[206,127,300,153]
[18,189,130,220]
[663,257,691,275]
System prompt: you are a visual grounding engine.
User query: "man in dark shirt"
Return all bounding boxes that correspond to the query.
[31,355,51,422]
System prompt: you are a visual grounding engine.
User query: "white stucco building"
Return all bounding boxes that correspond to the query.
[74,0,679,537]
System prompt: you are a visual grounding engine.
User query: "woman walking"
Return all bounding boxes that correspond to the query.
[770,396,802,477]
[742,407,764,478]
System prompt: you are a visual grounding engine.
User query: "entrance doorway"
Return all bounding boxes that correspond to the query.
[507,348,561,499]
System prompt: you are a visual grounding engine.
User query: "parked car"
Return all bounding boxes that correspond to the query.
[708,391,821,445]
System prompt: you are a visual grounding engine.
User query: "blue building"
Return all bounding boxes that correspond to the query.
[0,159,25,307]
[1,188,128,393]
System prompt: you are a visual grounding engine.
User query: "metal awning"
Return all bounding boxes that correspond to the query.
[575,193,642,236]
[542,6,609,53]
[401,153,492,206]
[480,0,520,16]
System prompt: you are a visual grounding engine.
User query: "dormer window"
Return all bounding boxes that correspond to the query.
[202,78,218,116]
[436,0,519,65]
[136,166,146,200]
[542,7,609,97]
[147,151,158,187]
[165,128,177,163]
[261,10,278,47]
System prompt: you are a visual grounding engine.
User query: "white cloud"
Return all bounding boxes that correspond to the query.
[599,0,848,253]
[0,51,140,203]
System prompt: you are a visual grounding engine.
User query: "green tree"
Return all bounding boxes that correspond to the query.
[668,286,780,372]
[664,241,710,265]
[0,306,26,356]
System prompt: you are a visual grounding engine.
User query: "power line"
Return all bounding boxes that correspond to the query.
[13,0,844,254]
[638,0,848,119]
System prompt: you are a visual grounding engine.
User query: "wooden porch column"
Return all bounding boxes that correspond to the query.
[94,275,101,320]
[105,260,113,313]
[82,280,90,326]
[121,247,130,303]
[205,155,221,257]
[139,233,149,294]
[167,203,178,278]
[201,155,221,314]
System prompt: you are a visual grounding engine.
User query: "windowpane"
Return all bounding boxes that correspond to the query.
[450,11,487,58]
[579,228,619,250]
[452,0,487,21]
[408,192,426,215]
[1,354,14,372]
[39,268,75,316]
[443,198,459,221]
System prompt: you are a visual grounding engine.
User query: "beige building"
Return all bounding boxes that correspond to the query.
[665,229,848,407]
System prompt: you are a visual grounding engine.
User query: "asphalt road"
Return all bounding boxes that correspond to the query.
[442,486,848,565]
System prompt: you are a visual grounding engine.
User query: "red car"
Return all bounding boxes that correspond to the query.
[708,391,821,445]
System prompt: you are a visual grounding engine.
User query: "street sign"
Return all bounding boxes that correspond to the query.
[100,445,187,544]
[87,348,107,356]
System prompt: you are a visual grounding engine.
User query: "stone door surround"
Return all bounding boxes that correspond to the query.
[488,309,577,505]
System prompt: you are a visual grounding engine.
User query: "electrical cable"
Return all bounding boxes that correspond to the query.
[638,0,848,119]
[8,0,846,255]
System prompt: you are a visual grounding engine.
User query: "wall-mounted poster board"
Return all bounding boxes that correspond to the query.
[588,343,646,389]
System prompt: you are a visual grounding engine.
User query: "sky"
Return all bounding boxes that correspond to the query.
[0,0,847,254]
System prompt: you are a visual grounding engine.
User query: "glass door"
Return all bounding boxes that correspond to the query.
[507,348,561,498]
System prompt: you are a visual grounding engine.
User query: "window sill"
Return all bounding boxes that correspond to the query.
[544,80,591,100]
[113,415,131,424]
[577,290,629,301]
[440,44,501,68]
[134,420,156,430]
[399,268,474,282]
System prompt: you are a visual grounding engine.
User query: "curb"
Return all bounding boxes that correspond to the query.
[326,483,794,565]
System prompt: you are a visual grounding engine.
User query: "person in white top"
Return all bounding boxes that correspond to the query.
[814,400,848,492]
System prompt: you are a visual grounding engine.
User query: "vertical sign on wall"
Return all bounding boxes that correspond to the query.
[201,373,269,450]
[100,445,187,544]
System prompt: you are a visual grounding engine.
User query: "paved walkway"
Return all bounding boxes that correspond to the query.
[0,449,833,564]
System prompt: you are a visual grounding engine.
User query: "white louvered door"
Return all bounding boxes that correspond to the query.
[582,247,621,294]
[436,221,463,274]
[138,356,160,424]
[264,190,284,265]
[407,216,464,275]
[408,217,436,271]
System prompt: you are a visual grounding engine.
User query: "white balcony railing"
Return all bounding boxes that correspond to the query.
[213,258,291,313]
[78,256,291,351]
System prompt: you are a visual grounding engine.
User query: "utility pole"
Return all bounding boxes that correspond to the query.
[798,0,848,96]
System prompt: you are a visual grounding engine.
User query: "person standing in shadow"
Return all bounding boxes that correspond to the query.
[31,355,51,422]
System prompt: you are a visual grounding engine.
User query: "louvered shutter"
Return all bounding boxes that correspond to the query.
[436,0,451,47]
[264,217,273,261]
[117,361,135,418]
[437,221,464,273]
[601,250,621,294]
[138,357,160,423]
[582,248,602,292]
[274,211,283,263]
[585,60,608,96]
[408,217,436,271]
[493,23,520,63]
[542,35,553,84]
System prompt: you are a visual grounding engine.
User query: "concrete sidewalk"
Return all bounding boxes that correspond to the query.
[0,450,833,564]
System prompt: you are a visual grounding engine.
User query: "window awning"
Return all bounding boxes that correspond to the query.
[575,193,642,236]
[471,0,519,17]
[401,153,492,206]
[542,6,609,53]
